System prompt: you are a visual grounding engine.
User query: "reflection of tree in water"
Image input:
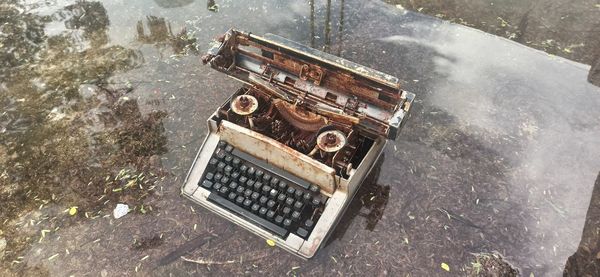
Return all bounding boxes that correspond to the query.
[0,1,167,269]
[136,15,198,56]
[62,1,110,47]
[0,0,47,77]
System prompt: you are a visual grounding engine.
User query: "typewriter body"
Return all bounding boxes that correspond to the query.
[182,29,414,258]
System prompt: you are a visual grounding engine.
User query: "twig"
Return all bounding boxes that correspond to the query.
[181,256,235,265]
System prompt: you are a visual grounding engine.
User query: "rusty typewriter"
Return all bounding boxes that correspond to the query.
[182,29,414,258]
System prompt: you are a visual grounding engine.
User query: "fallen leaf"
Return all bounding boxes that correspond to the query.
[69,206,78,216]
[266,239,276,247]
[441,262,450,272]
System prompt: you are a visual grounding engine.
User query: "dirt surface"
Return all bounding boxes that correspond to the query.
[1,0,600,276]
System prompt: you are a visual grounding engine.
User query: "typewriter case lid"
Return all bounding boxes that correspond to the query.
[202,29,414,140]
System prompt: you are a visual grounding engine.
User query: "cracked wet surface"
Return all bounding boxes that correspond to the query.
[1,0,600,276]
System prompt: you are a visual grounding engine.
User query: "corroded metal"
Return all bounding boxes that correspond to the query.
[230,95,258,115]
[316,130,346,153]
[203,28,415,140]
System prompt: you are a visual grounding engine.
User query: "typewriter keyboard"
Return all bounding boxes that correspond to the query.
[199,140,326,239]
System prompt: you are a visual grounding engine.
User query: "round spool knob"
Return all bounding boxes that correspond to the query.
[316,130,347,153]
[231,95,258,115]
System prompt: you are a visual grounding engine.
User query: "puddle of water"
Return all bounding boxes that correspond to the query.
[384,0,600,65]
[1,0,600,276]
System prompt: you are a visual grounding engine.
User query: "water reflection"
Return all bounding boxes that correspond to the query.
[0,0,166,270]
[564,171,600,276]
[135,16,198,55]
[308,0,345,56]
[153,0,194,9]
[329,154,388,243]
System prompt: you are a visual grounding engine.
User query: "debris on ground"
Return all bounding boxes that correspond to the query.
[113,204,130,219]
[0,237,6,260]
[467,253,519,277]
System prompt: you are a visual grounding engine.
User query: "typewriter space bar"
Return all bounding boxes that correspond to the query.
[208,193,288,238]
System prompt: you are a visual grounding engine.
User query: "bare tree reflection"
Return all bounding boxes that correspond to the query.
[0,1,167,269]
[135,16,198,56]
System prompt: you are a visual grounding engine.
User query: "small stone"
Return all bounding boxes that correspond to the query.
[101,269,108,277]
[113,204,129,219]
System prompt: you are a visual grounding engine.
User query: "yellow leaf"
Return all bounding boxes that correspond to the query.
[441,262,450,271]
[69,206,78,216]
[266,239,276,247]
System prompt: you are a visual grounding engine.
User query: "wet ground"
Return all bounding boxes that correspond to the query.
[385,0,600,66]
[1,0,600,276]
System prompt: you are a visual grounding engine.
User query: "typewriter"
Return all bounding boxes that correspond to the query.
[182,29,414,258]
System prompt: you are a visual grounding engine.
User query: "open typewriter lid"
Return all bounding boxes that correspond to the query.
[202,29,414,139]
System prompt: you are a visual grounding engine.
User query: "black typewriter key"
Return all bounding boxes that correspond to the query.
[216,150,226,160]
[304,219,314,229]
[296,227,308,239]
[251,203,260,213]
[293,201,303,210]
[220,176,230,185]
[251,192,260,201]
[225,145,234,152]
[213,182,222,191]
[236,186,245,194]
[269,188,279,198]
[201,180,213,189]
[228,192,237,200]
[239,164,248,174]
[219,186,229,195]
[238,176,248,184]
[205,172,214,181]
[259,207,268,217]
[247,166,255,176]
[255,170,263,179]
[309,184,320,194]
[253,182,263,191]
[303,193,312,202]
[218,141,227,148]
[229,182,238,190]
[311,198,321,206]
[267,200,276,208]
[262,185,271,194]
[291,211,301,221]
[282,206,291,216]
[274,215,284,225]
[259,196,269,205]
[277,194,286,203]
[232,157,241,168]
[294,190,303,199]
[217,162,226,171]
[224,165,233,175]
[285,197,295,206]
[278,181,287,190]
[283,219,292,228]
[270,177,279,186]
[236,196,244,205]
[286,187,296,195]
[266,210,276,219]
[214,173,223,182]
[262,173,271,183]
[231,171,240,180]
[224,155,233,164]
[243,199,252,207]
[209,158,218,166]
[244,188,253,197]
[246,180,255,188]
